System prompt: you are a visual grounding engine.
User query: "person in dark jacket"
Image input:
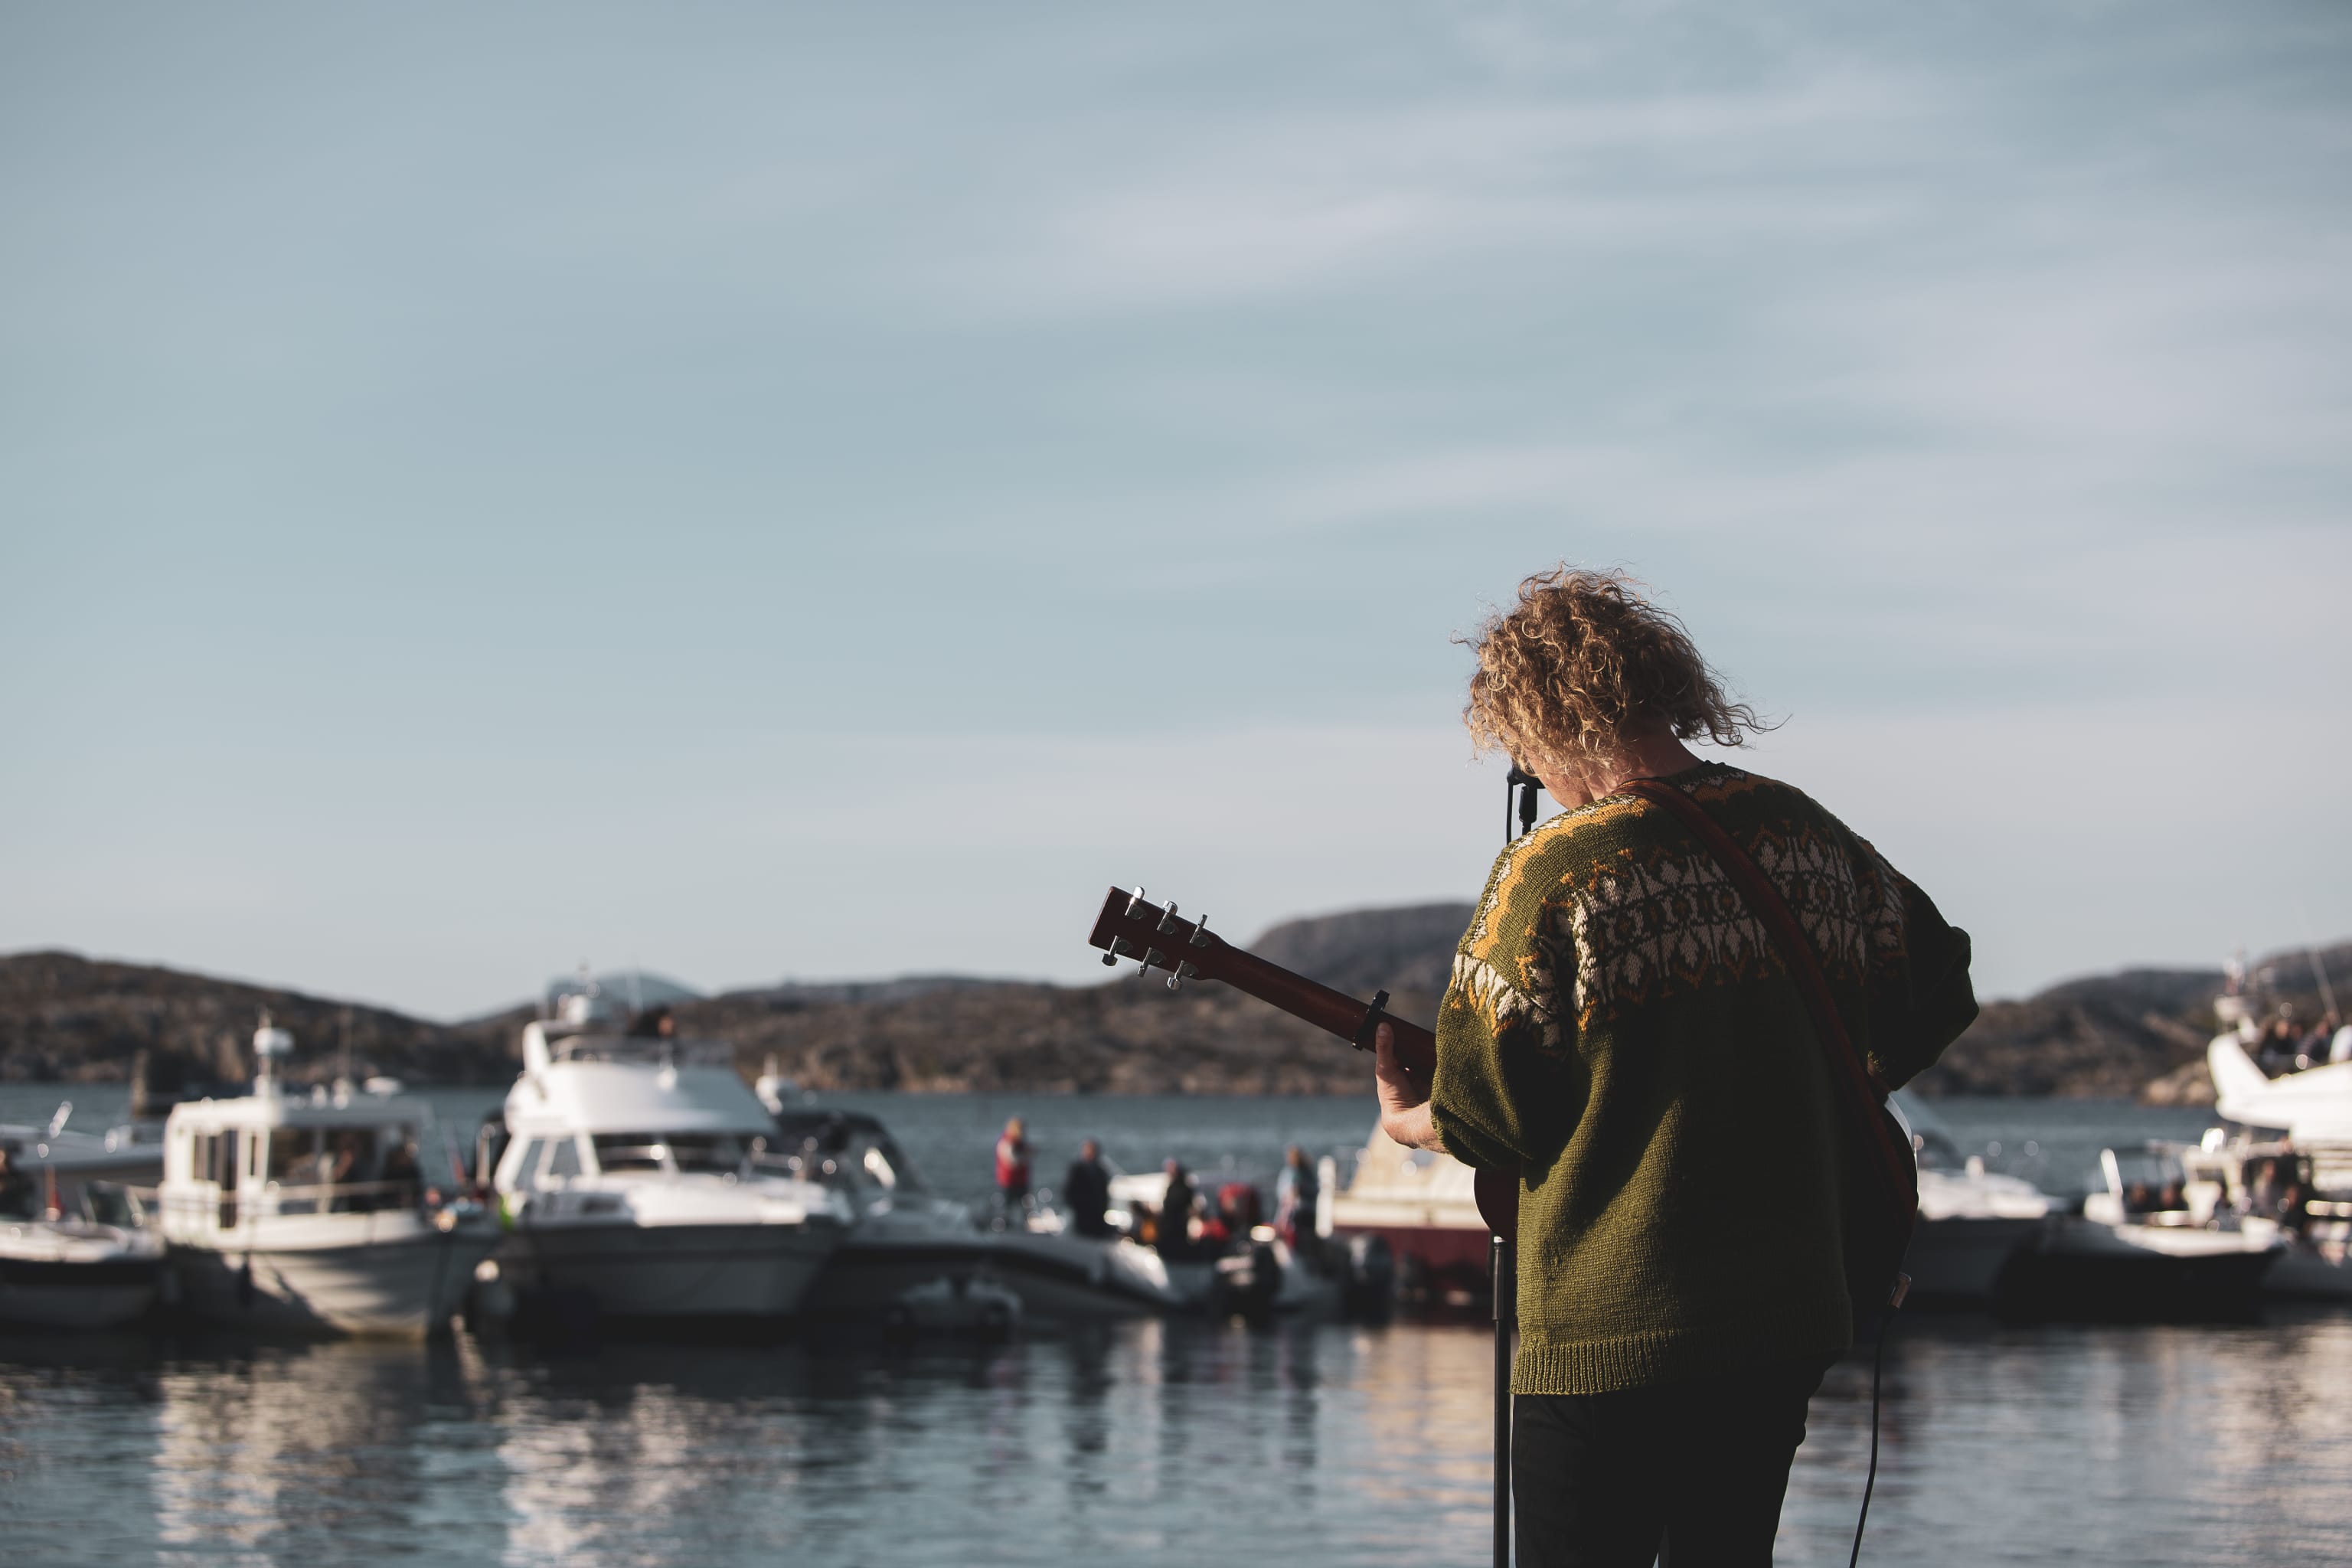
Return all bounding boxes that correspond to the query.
[1063,1139,1113,1238]
[1157,1159,1196,1258]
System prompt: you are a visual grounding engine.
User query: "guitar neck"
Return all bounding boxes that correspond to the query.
[1199,938,1440,1078]
[1086,884,1504,1232]
[1085,885,1439,1076]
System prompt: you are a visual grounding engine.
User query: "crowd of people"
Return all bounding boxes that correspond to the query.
[988,1116,1321,1256]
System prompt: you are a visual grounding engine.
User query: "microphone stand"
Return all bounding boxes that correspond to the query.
[1494,765,1540,1568]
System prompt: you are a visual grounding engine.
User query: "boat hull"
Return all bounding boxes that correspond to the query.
[988,1233,1178,1318]
[1900,1215,2045,1304]
[802,1236,992,1316]
[2259,1236,2352,1300]
[499,1220,838,1319]
[1994,1219,2280,1321]
[0,1253,163,1330]
[171,1227,498,1338]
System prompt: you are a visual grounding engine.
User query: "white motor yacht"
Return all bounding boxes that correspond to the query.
[491,998,850,1322]
[156,1019,500,1337]
[1890,1092,2055,1304]
[2208,1031,2352,1151]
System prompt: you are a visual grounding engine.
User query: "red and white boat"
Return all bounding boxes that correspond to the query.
[1327,1125,1490,1300]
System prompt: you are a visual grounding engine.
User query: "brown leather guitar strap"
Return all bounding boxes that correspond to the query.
[1621,778,1917,1238]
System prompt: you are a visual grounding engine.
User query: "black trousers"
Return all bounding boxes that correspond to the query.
[1512,1356,1832,1568]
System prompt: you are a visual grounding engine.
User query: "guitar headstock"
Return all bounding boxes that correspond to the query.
[1086,886,1224,991]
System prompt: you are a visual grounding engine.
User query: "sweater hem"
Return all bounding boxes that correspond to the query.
[1512,1311,1851,1396]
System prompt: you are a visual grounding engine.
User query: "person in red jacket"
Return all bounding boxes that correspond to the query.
[993,1116,1032,1230]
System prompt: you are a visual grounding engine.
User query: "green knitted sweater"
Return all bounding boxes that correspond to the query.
[1429,762,1977,1396]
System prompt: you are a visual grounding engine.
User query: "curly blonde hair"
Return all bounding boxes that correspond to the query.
[1462,567,1766,770]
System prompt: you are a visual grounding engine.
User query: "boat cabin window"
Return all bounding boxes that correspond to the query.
[591,1134,668,1173]
[544,1135,583,1181]
[188,1130,243,1187]
[665,1135,743,1174]
[507,1138,545,1189]
[585,1132,750,1175]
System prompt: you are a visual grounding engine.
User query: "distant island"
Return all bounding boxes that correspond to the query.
[3,906,2341,1103]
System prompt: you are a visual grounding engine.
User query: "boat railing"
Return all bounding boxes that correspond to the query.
[143,1179,426,1226]
[546,1035,735,1068]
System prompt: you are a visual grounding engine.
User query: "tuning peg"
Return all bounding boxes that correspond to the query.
[1189,914,1210,947]
[1100,952,1118,967]
[1125,887,1149,917]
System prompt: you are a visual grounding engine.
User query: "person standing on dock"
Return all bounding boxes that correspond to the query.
[993,1116,1033,1230]
[1370,568,1978,1568]
[1064,1138,1113,1238]
[1157,1158,1197,1258]
[1275,1144,1319,1247]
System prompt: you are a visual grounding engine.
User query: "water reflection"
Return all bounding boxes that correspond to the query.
[152,1339,478,1563]
[2,1315,2348,1566]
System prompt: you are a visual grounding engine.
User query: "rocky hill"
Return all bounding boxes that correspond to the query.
[3,919,2345,1102]
[0,951,524,1099]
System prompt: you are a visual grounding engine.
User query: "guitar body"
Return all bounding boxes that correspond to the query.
[1472,1168,1520,1239]
[1085,885,1524,1241]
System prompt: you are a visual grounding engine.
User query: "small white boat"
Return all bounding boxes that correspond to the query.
[1996,1145,2283,1319]
[1892,1092,2056,1304]
[156,1018,500,1338]
[0,1214,165,1330]
[0,1106,169,1329]
[490,992,850,1322]
[2172,1129,2352,1301]
[1097,1165,1341,1319]
[763,1100,1181,1320]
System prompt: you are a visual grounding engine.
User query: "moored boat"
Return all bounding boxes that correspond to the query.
[763,1100,1181,1320]
[488,990,849,1324]
[157,1018,499,1337]
[0,1107,168,1329]
[1994,1145,2283,1321]
[1893,1092,2056,1304]
[0,1207,165,1331]
[1327,1124,1488,1305]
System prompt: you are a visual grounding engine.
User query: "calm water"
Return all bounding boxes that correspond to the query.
[2,1086,2341,1566]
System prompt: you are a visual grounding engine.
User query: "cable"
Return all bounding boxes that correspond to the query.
[1849,1312,1893,1568]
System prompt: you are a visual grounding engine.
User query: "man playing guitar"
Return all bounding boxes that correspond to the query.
[1372,567,1978,1566]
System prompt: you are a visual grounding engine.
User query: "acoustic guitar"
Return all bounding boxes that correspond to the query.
[1083,885,1519,1236]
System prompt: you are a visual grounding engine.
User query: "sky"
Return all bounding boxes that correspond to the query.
[4,2,2348,1021]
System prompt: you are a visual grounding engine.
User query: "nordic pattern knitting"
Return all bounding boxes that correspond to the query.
[1428,760,1976,1395]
